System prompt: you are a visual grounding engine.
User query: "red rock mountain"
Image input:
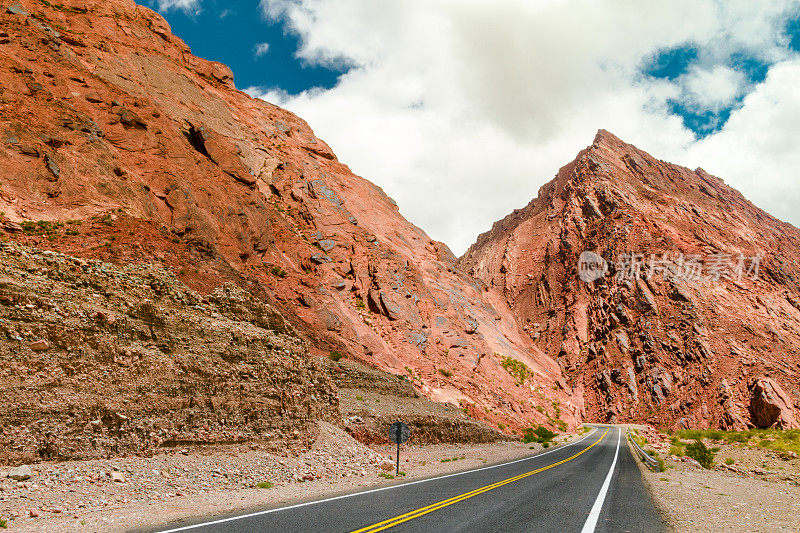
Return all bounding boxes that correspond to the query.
[2,0,796,437]
[460,130,800,430]
[0,0,577,434]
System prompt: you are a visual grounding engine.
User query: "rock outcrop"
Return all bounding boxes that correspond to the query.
[460,130,800,430]
[0,241,338,464]
[0,0,574,435]
[750,378,798,429]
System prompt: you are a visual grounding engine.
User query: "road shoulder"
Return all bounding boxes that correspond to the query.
[2,424,587,533]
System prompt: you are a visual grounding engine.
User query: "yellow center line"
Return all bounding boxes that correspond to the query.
[351,428,610,533]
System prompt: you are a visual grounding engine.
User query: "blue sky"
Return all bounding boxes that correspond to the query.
[152,1,800,254]
[154,0,344,94]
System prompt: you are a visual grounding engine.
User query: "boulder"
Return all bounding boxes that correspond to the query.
[8,465,32,480]
[749,377,798,429]
[30,339,50,352]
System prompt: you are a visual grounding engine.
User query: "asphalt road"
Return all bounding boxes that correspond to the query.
[155,426,664,533]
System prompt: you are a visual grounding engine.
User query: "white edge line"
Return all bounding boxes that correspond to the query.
[156,428,601,532]
[580,427,621,533]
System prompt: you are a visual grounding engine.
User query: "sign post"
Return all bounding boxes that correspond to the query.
[388,421,410,476]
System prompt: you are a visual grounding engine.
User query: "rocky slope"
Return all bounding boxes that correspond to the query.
[0,241,338,465]
[460,130,800,430]
[0,0,576,435]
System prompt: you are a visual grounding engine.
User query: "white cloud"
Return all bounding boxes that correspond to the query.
[680,65,747,112]
[254,42,271,58]
[157,0,201,14]
[256,0,800,255]
[687,59,800,225]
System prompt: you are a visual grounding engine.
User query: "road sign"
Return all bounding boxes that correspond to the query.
[389,421,411,476]
[389,421,410,444]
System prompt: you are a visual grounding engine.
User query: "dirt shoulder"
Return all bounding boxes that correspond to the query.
[629,427,800,532]
[0,424,584,532]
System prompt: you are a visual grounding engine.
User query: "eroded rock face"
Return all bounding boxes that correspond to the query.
[460,130,800,430]
[0,0,574,433]
[750,378,798,429]
[0,242,339,464]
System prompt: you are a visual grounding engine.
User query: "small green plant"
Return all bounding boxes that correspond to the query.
[256,481,275,489]
[356,395,364,401]
[725,458,735,465]
[543,442,550,448]
[498,422,506,431]
[269,265,288,278]
[354,296,366,309]
[379,472,395,479]
[685,439,715,469]
[329,350,343,362]
[500,356,530,385]
[0,517,6,529]
[438,368,452,377]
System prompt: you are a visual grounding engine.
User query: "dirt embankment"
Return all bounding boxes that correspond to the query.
[0,241,339,465]
[331,358,507,445]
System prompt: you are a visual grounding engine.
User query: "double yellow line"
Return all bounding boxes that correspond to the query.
[352,428,610,533]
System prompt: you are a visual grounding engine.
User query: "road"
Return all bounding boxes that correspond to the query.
[155,426,664,533]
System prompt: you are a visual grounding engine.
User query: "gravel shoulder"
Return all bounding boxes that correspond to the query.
[1,424,583,532]
[630,429,800,532]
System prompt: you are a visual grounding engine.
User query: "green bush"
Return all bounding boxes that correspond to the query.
[256,481,274,489]
[329,350,343,362]
[522,425,557,444]
[500,356,530,385]
[685,439,715,469]
[725,458,735,465]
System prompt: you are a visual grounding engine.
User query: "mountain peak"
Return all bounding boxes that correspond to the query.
[461,132,800,430]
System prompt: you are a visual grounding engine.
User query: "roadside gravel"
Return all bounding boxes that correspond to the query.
[633,437,800,532]
[1,424,582,532]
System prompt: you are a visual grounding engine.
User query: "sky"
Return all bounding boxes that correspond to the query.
[152,0,800,256]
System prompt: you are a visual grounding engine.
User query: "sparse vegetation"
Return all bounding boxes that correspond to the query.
[500,356,530,385]
[355,395,364,401]
[256,481,275,489]
[438,368,452,377]
[379,472,395,479]
[21,220,64,236]
[674,428,800,457]
[269,265,288,278]
[354,296,366,309]
[522,425,557,444]
[725,457,735,465]
[685,439,715,469]
[329,350,343,362]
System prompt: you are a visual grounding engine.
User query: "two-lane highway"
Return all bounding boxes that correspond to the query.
[155,426,663,533]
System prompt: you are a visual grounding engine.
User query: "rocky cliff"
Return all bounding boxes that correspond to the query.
[460,130,800,430]
[0,0,576,436]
